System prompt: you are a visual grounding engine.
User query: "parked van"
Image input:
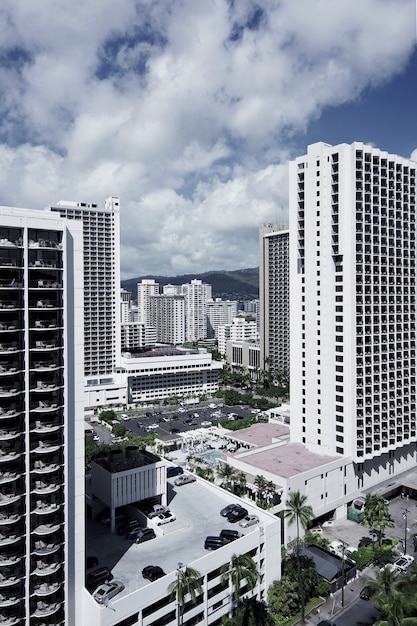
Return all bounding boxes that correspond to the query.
[204,536,227,550]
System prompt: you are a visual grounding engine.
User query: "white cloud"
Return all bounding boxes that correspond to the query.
[0,0,415,278]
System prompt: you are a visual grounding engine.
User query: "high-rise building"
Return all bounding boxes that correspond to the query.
[182,279,212,342]
[0,205,84,625]
[206,299,238,338]
[137,279,159,325]
[149,294,185,344]
[290,141,417,465]
[259,224,290,374]
[50,198,121,379]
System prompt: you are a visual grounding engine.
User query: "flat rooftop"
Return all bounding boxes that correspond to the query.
[230,440,340,478]
[227,422,290,447]
[86,471,275,599]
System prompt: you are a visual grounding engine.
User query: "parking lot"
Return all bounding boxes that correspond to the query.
[85,471,274,599]
[320,493,417,557]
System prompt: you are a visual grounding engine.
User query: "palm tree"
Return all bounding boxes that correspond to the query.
[375,589,404,626]
[236,472,247,496]
[283,491,314,624]
[168,565,203,626]
[217,463,237,491]
[221,553,259,625]
[362,494,394,545]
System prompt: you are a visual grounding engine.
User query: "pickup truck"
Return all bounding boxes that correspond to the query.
[148,505,170,519]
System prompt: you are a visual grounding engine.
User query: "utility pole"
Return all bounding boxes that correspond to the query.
[402,508,410,554]
[340,541,347,608]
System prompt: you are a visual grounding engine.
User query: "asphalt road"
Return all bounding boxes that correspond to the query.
[333,597,380,626]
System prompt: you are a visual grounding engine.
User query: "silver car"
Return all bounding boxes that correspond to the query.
[239,515,260,528]
[93,581,125,604]
[174,474,196,486]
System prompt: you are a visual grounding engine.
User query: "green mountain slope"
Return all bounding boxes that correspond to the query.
[121,267,259,302]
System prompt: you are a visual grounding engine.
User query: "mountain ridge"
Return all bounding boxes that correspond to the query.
[121,267,259,301]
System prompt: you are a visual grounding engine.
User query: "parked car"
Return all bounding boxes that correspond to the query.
[380,563,401,575]
[142,565,166,582]
[220,529,242,543]
[227,507,248,523]
[86,567,113,591]
[154,511,176,526]
[148,505,170,519]
[393,554,414,571]
[174,474,196,486]
[201,421,212,427]
[134,528,156,544]
[239,515,259,528]
[117,519,141,536]
[167,466,184,478]
[220,503,243,518]
[126,525,144,539]
[317,621,336,626]
[204,536,227,550]
[93,581,125,604]
[86,556,99,570]
[360,585,373,600]
[358,536,373,548]
[98,510,126,526]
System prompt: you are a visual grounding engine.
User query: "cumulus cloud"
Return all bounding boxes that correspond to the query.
[0,0,415,277]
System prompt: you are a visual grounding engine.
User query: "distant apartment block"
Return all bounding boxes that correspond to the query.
[206,298,238,338]
[182,279,212,342]
[218,316,258,355]
[137,279,159,325]
[259,224,289,375]
[149,294,185,344]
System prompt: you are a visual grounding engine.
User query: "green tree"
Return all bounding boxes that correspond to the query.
[221,554,259,625]
[375,589,404,626]
[362,494,394,545]
[217,463,237,491]
[168,566,202,626]
[283,491,314,623]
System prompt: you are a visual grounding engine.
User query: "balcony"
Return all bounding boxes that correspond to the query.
[0,410,20,421]
[32,320,57,329]
[0,475,20,487]
[32,561,61,576]
[32,581,61,597]
[32,501,61,516]
[31,441,61,455]
[31,402,59,414]
[33,341,57,351]
[0,494,20,507]
[0,594,20,608]
[0,513,20,526]
[0,533,20,548]
[0,389,19,399]
[31,422,60,435]
[33,600,61,618]
[31,362,58,372]
[0,451,21,463]
[0,613,20,625]
[31,481,60,495]
[0,347,19,356]
[31,461,59,475]
[0,432,19,443]
[32,540,60,557]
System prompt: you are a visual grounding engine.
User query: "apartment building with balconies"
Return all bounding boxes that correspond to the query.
[0,205,84,626]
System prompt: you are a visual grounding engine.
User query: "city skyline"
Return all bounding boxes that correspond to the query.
[0,1,415,278]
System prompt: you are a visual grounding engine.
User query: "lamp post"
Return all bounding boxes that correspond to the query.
[340,541,348,608]
[176,562,184,626]
[402,508,409,555]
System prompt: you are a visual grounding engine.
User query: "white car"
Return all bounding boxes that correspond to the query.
[380,563,401,575]
[239,515,259,528]
[201,421,212,427]
[154,512,176,526]
[93,581,125,604]
[393,554,414,571]
[174,474,196,486]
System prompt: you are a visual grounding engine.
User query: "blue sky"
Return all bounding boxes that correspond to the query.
[0,0,415,278]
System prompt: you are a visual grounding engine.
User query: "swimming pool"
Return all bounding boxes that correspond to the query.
[200,450,225,462]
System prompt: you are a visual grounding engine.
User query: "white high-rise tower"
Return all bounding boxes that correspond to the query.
[290,141,417,465]
[50,197,121,379]
[0,205,84,625]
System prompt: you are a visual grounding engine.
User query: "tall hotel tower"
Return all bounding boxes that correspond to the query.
[289,142,417,473]
[0,206,84,625]
[50,198,121,379]
[259,224,290,374]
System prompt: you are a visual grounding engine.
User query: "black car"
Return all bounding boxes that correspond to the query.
[317,621,336,626]
[227,507,248,523]
[126,525,144,539]
[358,536,373,548]
[134,528,156,544]
[167,466,183,478]
[142,565,166,581]
[170,428,180,434]
[117,519,141,536]
[86,566,113,591]
[220,503,243,517]
[220,529,242,543]
[360,585,373,600]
